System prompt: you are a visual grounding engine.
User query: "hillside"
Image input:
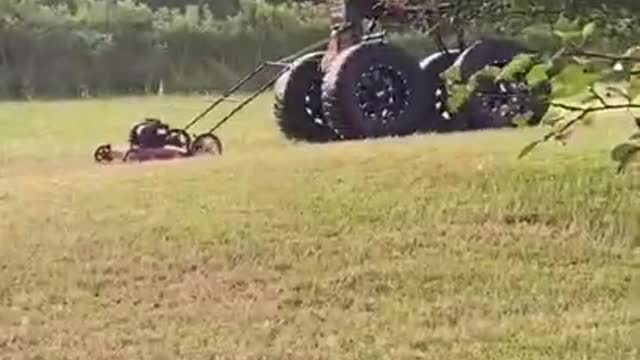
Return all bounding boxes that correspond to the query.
[0,94,638,359]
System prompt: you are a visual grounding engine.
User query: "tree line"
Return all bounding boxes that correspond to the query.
[0,0,638,100]
[0,0,335,99]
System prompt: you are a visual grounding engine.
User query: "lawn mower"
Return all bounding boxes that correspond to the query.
[93,46,301,164]
[93,117,223,163]
[93,117,223,164]
[94,0,553,163]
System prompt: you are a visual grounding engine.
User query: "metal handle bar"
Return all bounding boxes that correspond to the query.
[181,36,332,132]
[182,63,274,131]
[206,66,290,134]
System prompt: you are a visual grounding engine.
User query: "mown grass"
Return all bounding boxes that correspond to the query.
[0,94,639,359]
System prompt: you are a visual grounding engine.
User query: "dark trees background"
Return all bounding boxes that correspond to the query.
[0,0,638,100]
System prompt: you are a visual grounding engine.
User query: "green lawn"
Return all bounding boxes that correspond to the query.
[0,94,638,359]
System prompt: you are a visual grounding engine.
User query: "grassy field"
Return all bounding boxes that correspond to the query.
[0,94,639,359]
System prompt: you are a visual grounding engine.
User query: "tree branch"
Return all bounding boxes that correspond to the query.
[549,102,640,113]
[567,49,640,63]
[589,86,608,107]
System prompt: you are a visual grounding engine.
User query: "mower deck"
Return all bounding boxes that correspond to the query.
[94,132,222,165]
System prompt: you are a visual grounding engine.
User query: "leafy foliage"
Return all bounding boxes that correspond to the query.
[0,0,335,98]
[424,3,640,172]
[489,18,640,172]
[1,0,638,100]
[612,141,640,173]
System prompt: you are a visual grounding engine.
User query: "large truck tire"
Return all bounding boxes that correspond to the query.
[321,41,428,139]
[273,52,339,143]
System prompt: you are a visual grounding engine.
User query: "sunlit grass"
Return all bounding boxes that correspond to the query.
[0,94,638,359]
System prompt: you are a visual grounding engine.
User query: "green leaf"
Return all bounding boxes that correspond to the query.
[604,86,630,100]
[553,29,583,45]
[497,53,536,82]
[628,64,640,100]
[536,106,565,126]
[611,143,640,173]
[518,140,543,159]
[526,63,551,87]
[553,130,573,145]
[446,84,471,113]
[611,142,640,162]
[550,64,600,99]
[469,65,502,87]
[554,14,579,33]
[442,64,468,115]
[443,63,462,84]
[624,46,640,58]
[578,90,600,105]
[546,51,570,78]
[540,114,564,127]
[512,113,533,127]
[571,56,590,65]
[552,15,583,45]
[581,21,596,43]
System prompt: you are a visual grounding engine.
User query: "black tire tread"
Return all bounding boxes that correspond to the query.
[273,52,338,143]
[453,38,550,129]
[321,41,427,139]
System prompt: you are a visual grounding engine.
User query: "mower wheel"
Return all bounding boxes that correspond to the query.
[273,52,339,143]
[418,49,468,132]
[190,133,222,156]
[453,38,550,129]
[94,144,114,163]
[321,40,427,139]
